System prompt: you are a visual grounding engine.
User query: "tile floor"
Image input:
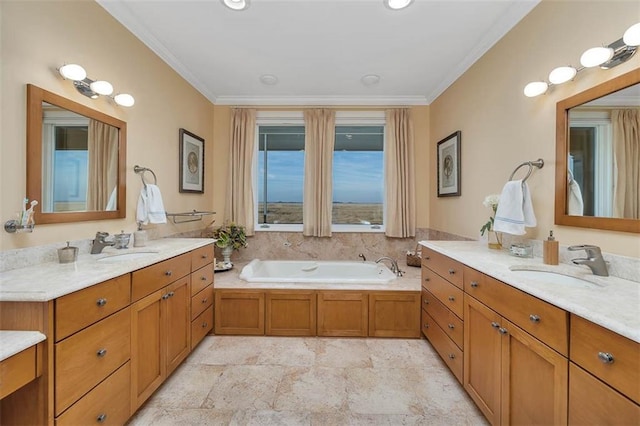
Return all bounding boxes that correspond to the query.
[128,336,488,425]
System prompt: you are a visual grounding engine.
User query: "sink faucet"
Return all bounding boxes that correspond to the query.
[375,256,403,277]
[91,232,115,254]
[568,245,609,276]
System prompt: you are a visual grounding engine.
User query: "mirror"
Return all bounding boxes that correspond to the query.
[27,84,126,224]
[555,69,640,233]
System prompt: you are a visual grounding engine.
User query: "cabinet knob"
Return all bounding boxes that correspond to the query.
[448,296,455,302]
[448,353,456,359]
[96,348,107,357]
[498,327,508,335]
[448,269,455,275]
[598,352,615,364]
[168,291,175,297]
[202,298,208,304]
[424,256,430,260]
[424,323,429,329]
[96,298,107,307]
[424,277,430,282]
[162,293,170,300]
[165,270,172,276]
[423,299,429,305]
[529,314,541,323]
[470,281,479,288]
[448,323,455,330]
[201,276,207,281]
[201,254,208,259]
[491,322,500,329]
[202,322,208,328]
[97,414,107,423]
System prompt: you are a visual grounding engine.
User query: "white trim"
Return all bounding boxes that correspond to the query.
[216,95,427,106]
[255,224,303,232]
[256,111,304,124]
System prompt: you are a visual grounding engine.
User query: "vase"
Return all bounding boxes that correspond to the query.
[487,230,502,250]
[220,245,234,266]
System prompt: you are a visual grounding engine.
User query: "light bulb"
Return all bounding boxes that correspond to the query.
[548,66,577,85]
[623,22,640,46]
[523,81,548,97]
[59,64,87,81]
[89,80,114,96]
[221,0,249,10]
[385,0,413,10]
[580,47,614,68]
[114,93,135,107]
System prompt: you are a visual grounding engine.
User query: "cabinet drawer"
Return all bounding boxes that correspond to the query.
[132,253,190,302]
[570,315,639,404]
[0,344,40,400]
[191,264,214,296]
[465,273,568,356]
[191,244,214,272]
[422,288,463,349]
[55,308,131,415]
[421,247,463,289]
[56,362,131,426]
[191,305,213,350]
[422,267,463,319]
[422,309,463,384]
[191,285,214,320]
[55,274,131,341]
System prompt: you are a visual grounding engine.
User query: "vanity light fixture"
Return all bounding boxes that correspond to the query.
[524,22,639,97]
[57,64,135,107]
[384,0,413,10]
[221,0,249,11]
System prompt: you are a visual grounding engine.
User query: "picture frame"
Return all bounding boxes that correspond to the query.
[179,128,205,194]
[437,131,461,197]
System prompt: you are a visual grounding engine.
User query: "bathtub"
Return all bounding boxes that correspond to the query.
[239,259,397,284]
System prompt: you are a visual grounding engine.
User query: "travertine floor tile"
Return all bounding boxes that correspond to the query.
[202,365,285,410]
[274,366,348,412]
[315,338,372,368]
[230,409,311,425]
[146,364,225,408]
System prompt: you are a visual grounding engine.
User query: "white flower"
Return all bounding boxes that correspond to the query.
[482,194,500,209]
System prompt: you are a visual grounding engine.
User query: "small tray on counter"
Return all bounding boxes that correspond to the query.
[214,264,233,273]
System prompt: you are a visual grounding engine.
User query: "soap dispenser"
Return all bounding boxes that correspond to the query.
[543,231,559,265]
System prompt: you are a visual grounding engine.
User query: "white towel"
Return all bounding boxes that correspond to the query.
[493,180,536,235]
[136,184,167,225]
[567,179,584,216]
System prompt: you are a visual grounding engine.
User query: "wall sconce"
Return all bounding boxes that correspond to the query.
[58,64,135,107]
[524,22,640,97]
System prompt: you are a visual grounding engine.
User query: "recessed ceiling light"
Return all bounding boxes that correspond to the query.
[260,74,278,85]
[221,0,249,11]
[361,74,380,86]
[384,0,413,10]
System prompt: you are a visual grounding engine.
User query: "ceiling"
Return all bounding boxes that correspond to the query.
[98,0,539,106]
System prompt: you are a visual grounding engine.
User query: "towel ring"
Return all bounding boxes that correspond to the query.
[134,165,158,188]
[509,159,544,183]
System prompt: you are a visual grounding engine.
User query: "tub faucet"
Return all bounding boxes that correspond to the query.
[358,253,367,262]
[91,232,115,254]
[375,256,403,277]
[568,245,609,277]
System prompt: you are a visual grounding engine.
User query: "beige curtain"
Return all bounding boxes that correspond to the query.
[303,109,335,237]
[226,108,257,235]
[87,119,118,211]
[385,108,416,237]
[612,109,640,219]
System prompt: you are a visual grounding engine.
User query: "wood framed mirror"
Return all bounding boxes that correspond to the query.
[555,68,639,233]
[26,84,126,224]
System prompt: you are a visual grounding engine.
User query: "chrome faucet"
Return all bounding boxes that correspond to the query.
[358,253,367,262]
[375,256,403,277]
[91,232,116,254]
[568,245,609,277]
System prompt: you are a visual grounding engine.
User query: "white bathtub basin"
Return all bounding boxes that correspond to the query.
[97,251,159,263]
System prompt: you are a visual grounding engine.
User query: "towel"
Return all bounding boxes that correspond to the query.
[567,179,584,216]
[493,180,536,235]
[136,184,167,224]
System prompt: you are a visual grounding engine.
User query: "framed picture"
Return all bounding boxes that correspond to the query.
[179,128,205,193]
[437,131,461,197]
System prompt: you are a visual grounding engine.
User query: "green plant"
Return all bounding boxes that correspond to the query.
[212,222,247,250]
[480,194,500,236]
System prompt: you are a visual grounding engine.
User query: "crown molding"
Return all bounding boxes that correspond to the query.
[213,95,428,106]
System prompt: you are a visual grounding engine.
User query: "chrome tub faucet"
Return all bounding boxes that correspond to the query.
[91,232,116,254]
[375,256,404,277]
[568,245,609,277]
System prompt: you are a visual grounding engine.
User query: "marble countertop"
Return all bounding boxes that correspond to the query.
[0,238,215,302]
[0,330,46,362]
[420,240,640,344]
[214,261,422,291]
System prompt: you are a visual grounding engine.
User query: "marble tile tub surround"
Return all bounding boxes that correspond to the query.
[129,335,487,426]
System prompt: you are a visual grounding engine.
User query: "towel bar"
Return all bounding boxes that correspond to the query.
[165,210,216,224]
[509,159,544,182]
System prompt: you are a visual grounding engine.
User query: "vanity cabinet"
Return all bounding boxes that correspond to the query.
[0,343,43,400]
[317,291,368,337]
[266,291,317,336]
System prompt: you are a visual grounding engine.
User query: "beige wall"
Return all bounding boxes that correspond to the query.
[429,0,640,257]
[1,1,215,250]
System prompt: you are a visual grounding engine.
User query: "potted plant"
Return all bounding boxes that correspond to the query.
[211,222,247,265]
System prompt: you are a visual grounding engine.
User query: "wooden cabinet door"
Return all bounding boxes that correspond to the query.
[368,292,420,338]
[131,289,165,411]
[165,277,191,376]
[501,319,568,426]
[317,291,367,337]
[464,295,502,425]
[214,291,265,335]
[265,291,316,336]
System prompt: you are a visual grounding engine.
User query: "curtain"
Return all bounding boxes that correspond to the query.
[226,108,257,235]
[612,109,640,219]
[87,119,118,211]
[385,108,416,237]
[303,109,335,237]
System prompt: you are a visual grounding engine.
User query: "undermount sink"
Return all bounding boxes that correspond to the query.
[97,251,159,263]
[509,266,604,287]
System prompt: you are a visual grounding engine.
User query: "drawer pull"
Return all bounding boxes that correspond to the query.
[424,256,430,260]
[96,348,107,357]
[598,352,615,364]
[201,254,208,259]
[165,270,172,276]
[96,298,107,307]
[201,276,208,281]
[424,323,429,329]
[448,353,456,359]
[97,414,107,423]
[423,299,429,305]
[448,269,455,275]
[162,293,170,300]
[202,322,208,328]
[470,281,479,288]
[168,291,175,297]
[491,322,500,329]
[447,323,455,330]
[498,327,508,335]
[424,277,430,282]
[529,314,541,323]
[448,296,455,302]
[202,298,208,304]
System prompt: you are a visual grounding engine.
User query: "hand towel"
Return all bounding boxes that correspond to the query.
[493,180,536,235]
[567,179,584,216]
[136,184,167,225]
